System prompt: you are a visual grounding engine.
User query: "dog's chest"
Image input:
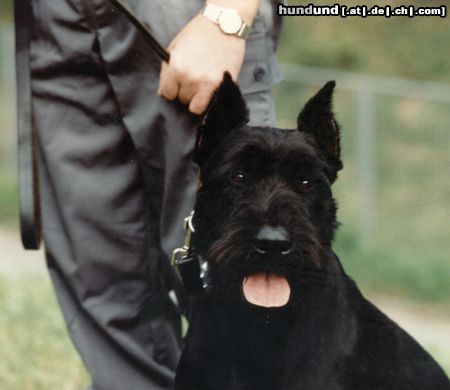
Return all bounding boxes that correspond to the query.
[219,303,295,388]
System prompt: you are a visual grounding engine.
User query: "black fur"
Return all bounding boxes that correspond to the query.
[175,74,450,390]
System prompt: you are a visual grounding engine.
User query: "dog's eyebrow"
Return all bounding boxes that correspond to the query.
[216,147,268,176]
[220,141,268,164]
[215,146,324,181]
[284,148,323,165]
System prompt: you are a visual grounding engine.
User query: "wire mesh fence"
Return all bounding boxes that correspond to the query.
[274,63,450,300]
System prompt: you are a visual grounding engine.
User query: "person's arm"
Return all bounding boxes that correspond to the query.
[158,0,261,115]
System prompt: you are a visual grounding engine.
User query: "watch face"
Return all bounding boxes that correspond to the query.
[218,9,242,34]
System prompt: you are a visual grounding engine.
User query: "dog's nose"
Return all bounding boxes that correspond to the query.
[256,225,289,241]
[254,225,292,255]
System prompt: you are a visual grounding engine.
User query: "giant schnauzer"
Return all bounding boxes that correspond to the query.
[174,74,450,390]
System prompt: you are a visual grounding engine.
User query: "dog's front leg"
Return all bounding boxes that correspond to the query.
[175,297,232,390]
[175,347,209,390]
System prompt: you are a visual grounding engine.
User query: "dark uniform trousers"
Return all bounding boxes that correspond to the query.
[30,0,282,388]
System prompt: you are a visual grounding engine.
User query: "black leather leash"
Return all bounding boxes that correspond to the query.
[108,0,170,63]
[15,0,42,250]
[107,1,207,297]
[109,0,203,303]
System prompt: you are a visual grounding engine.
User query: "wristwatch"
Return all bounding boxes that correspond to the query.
[201,4,251,39]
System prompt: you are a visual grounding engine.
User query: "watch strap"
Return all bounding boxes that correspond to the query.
[202,3,222,23]
[237,23,250,39]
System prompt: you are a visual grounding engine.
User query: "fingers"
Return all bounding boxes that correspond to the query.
[159,62,198,106]
[157,14,246,115]
[158,62,180,101]
[158,63,218,115]
[178,84,196,105]
[189,90,214,115]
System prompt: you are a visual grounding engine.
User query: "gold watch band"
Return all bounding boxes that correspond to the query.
[237,23,250,39]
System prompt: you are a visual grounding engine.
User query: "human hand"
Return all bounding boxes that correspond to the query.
[158,14,246,115]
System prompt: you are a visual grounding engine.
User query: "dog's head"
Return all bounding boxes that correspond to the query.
[192,73,342,306]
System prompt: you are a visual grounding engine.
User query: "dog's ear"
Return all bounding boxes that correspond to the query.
[297,81,342,182]
[195,72,249,166]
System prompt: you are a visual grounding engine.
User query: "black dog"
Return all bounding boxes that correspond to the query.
[174,74,450,390]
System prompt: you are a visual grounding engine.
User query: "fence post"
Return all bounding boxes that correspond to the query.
[355,81,377,242]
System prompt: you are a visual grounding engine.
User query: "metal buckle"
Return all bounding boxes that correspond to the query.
[171,211,208,295]
[171,211,195,266]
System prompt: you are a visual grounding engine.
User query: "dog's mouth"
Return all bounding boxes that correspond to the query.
[242,272,291,307]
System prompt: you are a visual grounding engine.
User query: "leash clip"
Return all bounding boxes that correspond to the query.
[171,211,195,266]
[171,211,205,295]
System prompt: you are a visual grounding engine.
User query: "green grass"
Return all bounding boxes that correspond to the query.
[0,0,12,22]
[0,271,448,390]
[334,226,450,303]
[0,274,89,389]
[0,172,18,224]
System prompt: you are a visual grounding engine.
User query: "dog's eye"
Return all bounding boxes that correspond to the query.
[299,178,313,190]
[231,171,246,185]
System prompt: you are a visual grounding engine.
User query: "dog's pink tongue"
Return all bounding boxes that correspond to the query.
[242,273,290,307]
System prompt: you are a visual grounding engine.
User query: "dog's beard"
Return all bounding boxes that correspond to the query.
[198,187,326,307]
[205,226,323,308]
[205,197,324,267]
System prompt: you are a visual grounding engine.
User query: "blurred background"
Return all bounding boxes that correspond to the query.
[0,0,449,388]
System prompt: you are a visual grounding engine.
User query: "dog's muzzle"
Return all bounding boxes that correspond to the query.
[254,225,293,255]
[244,225,295,307]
